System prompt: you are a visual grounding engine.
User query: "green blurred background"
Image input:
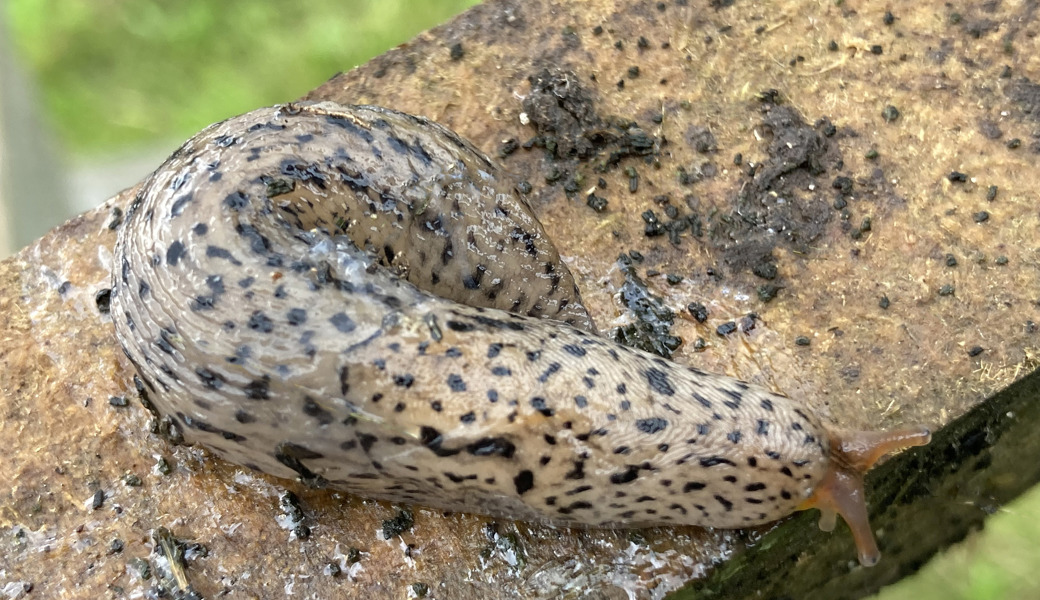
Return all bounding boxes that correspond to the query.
[0,0,478,254]
[3,1,1040,598]
[6,0,479,152]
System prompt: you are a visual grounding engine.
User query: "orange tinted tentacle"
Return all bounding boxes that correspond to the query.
[799,425,931,567]
[817,508,837,533]
[802,463,878,566]
[837,426,932,472]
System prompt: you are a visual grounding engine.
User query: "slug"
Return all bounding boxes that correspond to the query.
[110,101,930,567]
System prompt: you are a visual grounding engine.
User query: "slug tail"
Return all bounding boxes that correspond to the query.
[800,426,931,567]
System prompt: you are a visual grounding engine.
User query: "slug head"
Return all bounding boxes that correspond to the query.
[799,426,931,567]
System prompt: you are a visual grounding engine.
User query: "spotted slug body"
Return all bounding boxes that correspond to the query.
[111,101,928,566]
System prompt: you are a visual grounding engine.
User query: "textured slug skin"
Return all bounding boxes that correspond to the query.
[111,102,928,565]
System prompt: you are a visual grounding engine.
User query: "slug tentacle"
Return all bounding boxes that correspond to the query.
[799,426,931,566]
[110,101,929,566]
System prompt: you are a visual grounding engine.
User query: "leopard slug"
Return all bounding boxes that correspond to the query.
[110,101,930,567]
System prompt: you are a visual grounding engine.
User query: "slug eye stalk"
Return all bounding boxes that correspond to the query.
[799,426,931,567]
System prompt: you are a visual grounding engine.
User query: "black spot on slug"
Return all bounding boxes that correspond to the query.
[205,245,241,265]
[419,426,460,457]
[466,437,516,458]
[170,194,193,217]
[446,320,474,332]
[635,418,668,434]
[357,433,377,453]
[339,366,350,396]
[302,397,334,425]
[274,442,326,488]
[244,376,270,400]
[195,367,224,389]
[562,344,587,357]
[287,308,308,325]
[530,397,554,417]
[645,368,675,396]
[610,466,640,484]
[224,191,249,211]
[447,373,467,392]
[165,240,186,266]
[248,311,274,333]
[700,457,736,468]
[538,362,561,383]
[330,312,356,333]
[234,410,255,424]
[514,470,534,495]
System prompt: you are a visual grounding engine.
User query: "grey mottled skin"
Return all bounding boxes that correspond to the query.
[111,102,832,530]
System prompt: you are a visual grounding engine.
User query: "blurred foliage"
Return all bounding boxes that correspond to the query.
[5,0,479,153]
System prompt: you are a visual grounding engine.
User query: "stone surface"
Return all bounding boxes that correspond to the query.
[2,0,1039,598]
